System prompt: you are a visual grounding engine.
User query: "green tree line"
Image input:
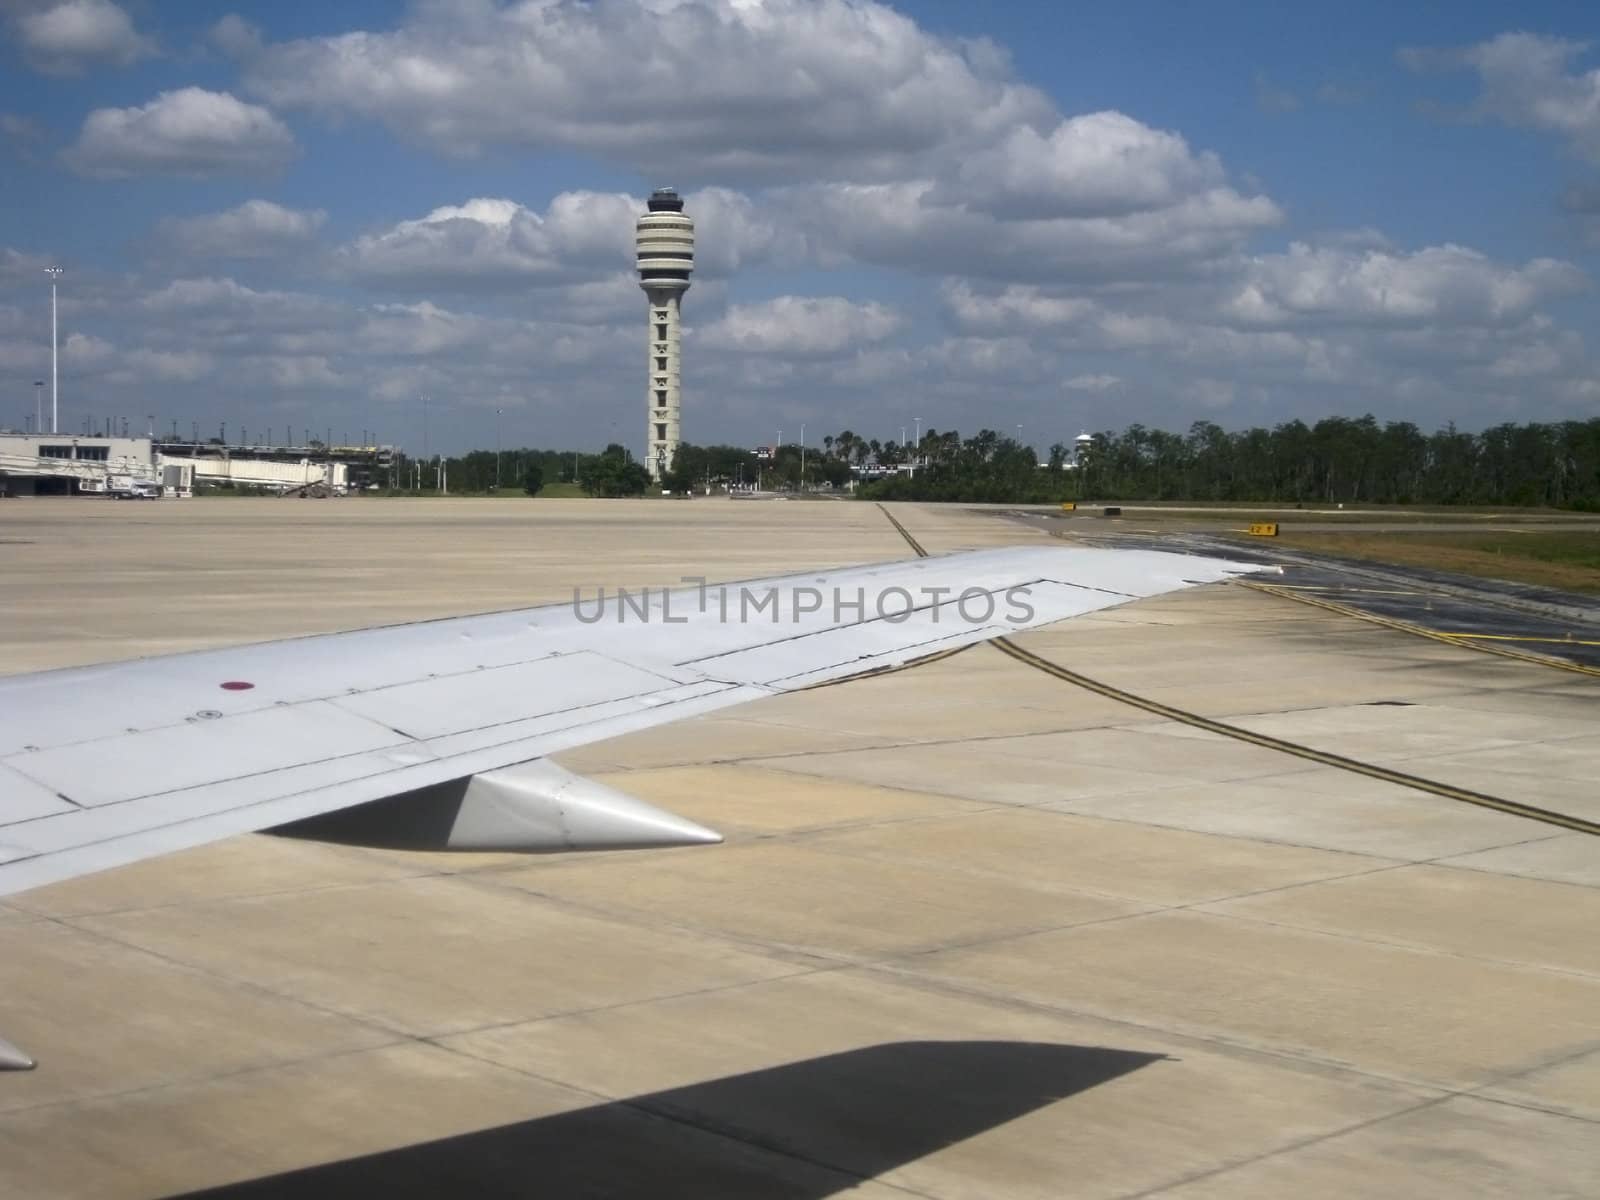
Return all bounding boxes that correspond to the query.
[861,416,1600,509]
[379,415,1600,508]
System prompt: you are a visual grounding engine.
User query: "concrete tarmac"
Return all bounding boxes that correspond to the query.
[0,497,1596,1198]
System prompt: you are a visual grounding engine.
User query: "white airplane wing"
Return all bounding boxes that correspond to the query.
[0,545,1263,903]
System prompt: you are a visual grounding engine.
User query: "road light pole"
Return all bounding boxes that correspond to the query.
[495,407,502,490]
[45,267,61,434]
[800,422,805,490]
[914,416,921,462]
[33,380,42,435]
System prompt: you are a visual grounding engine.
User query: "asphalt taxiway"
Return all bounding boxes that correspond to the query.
[0,498,1595,1198]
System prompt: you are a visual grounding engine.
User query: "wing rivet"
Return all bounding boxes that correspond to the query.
[220,681,255,691]
[196,709,223,720]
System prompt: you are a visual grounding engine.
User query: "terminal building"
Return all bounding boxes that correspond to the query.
[0,433,381,498]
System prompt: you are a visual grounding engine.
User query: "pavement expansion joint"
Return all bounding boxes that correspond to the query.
[987,636,1600,837]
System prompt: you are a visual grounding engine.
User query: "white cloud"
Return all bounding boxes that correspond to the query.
[208,13,262,58]
[943,281,1096,330]
[1403,32,1600,161]
[685,187,807,275]
[698,296,902,356]
[799,177,1280,281]
[60,329,114,366]
[233,3,1277,289]
[952,110,1236,219]
[242,0,1053,182]
[920,334,1055,383]
[1224,242,1587,328]
[154,200,327,259]
[339,194,636,289]
[13,0,154,75]
[1063,373,1122,391]
[62,87,296,178]
[338,189,791,290]
[120,347,213,382]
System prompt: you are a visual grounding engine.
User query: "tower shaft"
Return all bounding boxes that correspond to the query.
[644,289,684,480]
[636,189,693,481]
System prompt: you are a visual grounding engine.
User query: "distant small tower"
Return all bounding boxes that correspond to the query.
[636,188,694,480]
[1073,430,1094,466]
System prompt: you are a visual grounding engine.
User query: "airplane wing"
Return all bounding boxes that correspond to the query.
[0,545,1265,902]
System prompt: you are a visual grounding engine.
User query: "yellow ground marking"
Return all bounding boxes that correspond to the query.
[1446,633,1600,647]
[1243,581,1600,679]
[875,504,1600,837]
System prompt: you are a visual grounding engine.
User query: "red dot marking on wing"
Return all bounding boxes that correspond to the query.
[219,681,255,691]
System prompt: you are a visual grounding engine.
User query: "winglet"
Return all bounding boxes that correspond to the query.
[0,1036,35,1071]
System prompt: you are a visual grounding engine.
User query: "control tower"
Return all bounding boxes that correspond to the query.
[635,188,694,480]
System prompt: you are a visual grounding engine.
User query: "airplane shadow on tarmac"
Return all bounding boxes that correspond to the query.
[169,1040,1163,1199]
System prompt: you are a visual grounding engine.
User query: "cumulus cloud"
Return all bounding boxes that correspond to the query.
[1403,32,1600,161]
[1223,242,1587,328]
[943,282,1331,375]
[797,177,1280,282]
[942,281,1096,330]
[62,87,296,178]
[953,111,1238,219]
[113,274,624,384]
[135,277,350,355]
[153,200,327,260]
[698,296,902,356]
[11,0,154,75]
[339,194,637,289]
[338,188,793,290]
[60,329,114,366]
[240,0,1052,182]
[229,2,1276,288]
[208,13,262,58]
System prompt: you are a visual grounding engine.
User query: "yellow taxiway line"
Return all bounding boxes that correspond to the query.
[1242,581,1600,679]
[873,504,1600,836]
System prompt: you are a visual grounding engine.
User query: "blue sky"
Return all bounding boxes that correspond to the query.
[3,0,1599,456]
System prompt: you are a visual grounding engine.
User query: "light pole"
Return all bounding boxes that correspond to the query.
[495,407,502,490]
[914,416,921,455]
[45,267,61,434]
[800,423,805,490]
[33,380,42,436]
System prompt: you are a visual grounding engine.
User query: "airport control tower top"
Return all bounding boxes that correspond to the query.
[636,188,694,295]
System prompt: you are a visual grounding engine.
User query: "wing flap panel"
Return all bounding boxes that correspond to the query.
[330,651,680,741]
[4,702,410,809]
[0,764,78,823]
